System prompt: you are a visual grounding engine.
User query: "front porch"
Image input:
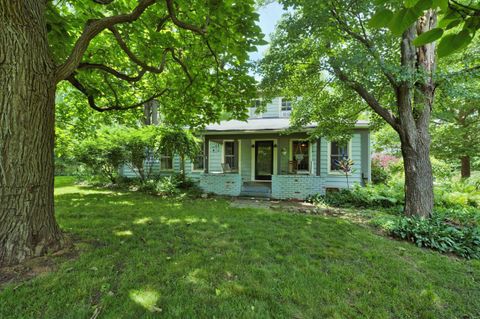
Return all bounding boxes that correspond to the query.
[192,130,368,200]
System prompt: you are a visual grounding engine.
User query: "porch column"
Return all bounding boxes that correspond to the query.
[205,136,210,173]
[316,138,321,176]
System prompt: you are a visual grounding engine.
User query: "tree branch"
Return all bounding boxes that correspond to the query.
[330,6,398,90]
[93,0,114,4]
[332,64,400,130]
[165,0,205,34]
[55,0,156,82]
[444,64,480,79]
[108,26,192,82]
[169,50,193,83]
[78,63,147,82]
[108,26,171,74]
[67,75,168,112]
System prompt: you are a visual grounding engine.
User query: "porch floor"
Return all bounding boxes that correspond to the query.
[240,181,272,198]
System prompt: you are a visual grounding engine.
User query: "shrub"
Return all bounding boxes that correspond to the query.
[390,216,480,259]
[430,157,455,180]
[307,183,403,210]
[75,129,125,183]
[119,126,158,182]
[155,176,181,197]
[435,179,480,208]
[74,125,159,183]
[371,159,389,184]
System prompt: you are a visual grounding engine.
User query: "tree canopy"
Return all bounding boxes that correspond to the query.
[50,0,265,127]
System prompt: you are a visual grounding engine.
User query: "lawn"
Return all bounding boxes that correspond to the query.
[1,177,479,319]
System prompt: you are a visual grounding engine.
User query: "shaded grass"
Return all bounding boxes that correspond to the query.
[0,177,479,318]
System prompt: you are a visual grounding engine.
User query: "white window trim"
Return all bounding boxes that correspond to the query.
[191,139,206,173]
[279,97,292,118]
[289,139,312,175]
[221,140,241,173]
[327,139,353,175]
[250,139,278,181]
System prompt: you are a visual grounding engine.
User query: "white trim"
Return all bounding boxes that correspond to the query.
[289,139,312,175]
[251,139,277,181]
[203,126,370,135]
[327,139,353,175]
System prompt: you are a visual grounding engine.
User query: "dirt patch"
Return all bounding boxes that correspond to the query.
[0,246,78,290]
[230,198,346,217]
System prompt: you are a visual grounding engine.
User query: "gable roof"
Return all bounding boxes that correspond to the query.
[204,118,369,133]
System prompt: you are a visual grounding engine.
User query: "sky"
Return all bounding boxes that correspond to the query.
[249,1,285,63]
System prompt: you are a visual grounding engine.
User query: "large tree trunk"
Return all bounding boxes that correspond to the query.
[0,1,65,266]
[394,13,436,218]
[400,135,434,218]
[460,155,471,179]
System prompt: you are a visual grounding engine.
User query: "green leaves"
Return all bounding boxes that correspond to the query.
[433,0,448,11]
[370,1,430,36]
[369,0,480,57]
[437,29,473,57]
[389,8,421,36]
[413,28,443,46]
[369,8,394,29]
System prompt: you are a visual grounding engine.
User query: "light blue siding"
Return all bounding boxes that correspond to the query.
[272,175,323,199]
[320,133,363,189]
[199,174,242,196]
[208,140,223,173]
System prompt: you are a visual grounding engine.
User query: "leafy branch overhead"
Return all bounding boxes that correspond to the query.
[370,0,480,57]
[49,0,264,124]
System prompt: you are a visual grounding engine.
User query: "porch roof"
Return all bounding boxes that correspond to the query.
[204,118,369,133]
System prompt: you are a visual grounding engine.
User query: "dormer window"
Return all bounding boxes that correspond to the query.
[281,98,292,111]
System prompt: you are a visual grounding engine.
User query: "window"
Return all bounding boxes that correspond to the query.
[281,98,292,111]
[193,142,205,171]
[160,153,173,170]
[252,99,261,108]
[330,141,349,171]
[292,140,309,172]
[224,141,238,171]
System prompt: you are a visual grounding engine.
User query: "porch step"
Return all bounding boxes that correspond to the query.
[240,182,272,198]
[239,191,271,198]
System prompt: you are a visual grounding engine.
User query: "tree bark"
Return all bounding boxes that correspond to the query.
[394,13,436,218]
[461,155,471,179]
[400,135,434,218]
[0,1,66,266]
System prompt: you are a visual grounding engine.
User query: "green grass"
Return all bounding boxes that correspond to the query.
[1,176,479,318]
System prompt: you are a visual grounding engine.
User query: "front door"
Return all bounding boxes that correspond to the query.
[255,141,274,180]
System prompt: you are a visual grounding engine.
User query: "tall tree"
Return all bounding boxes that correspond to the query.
[259,0,478,217]
[0,0,263,266]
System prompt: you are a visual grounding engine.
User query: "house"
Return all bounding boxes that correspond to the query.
[121,97,371,199]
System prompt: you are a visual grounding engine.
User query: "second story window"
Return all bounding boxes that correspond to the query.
[281,98,292,111]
